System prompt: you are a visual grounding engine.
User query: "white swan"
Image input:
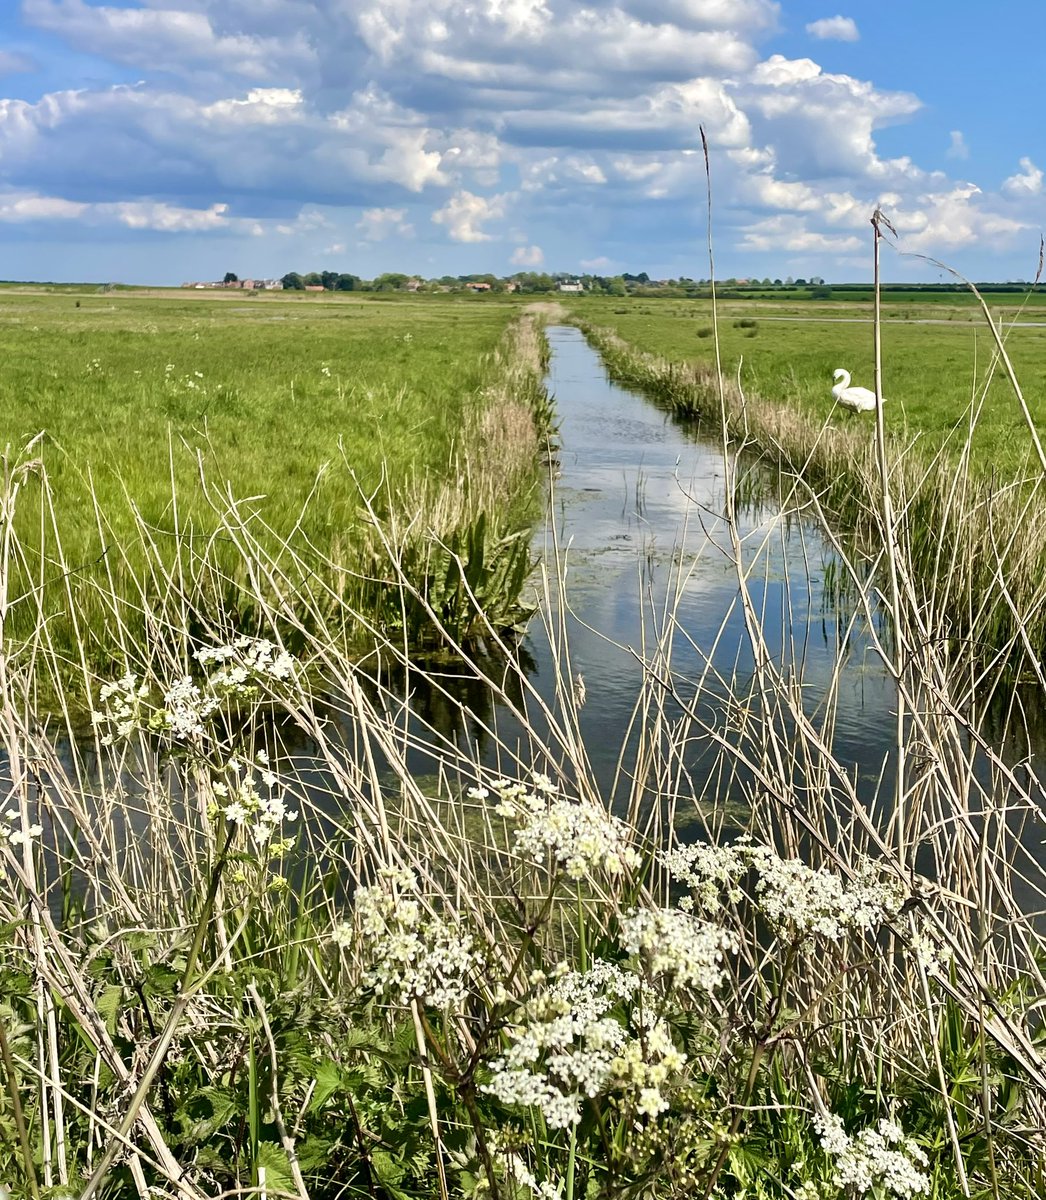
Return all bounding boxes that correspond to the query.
[831,368,885,413]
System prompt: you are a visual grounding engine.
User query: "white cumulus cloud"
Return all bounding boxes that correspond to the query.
[510,244,544,266]
[1003,156,1043,197]
[946,130,968,160]
[356,207,415,240]
[805,16,859,42]
[431,190,508,242]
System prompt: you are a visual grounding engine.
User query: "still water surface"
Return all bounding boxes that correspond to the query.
[503,325,898,797]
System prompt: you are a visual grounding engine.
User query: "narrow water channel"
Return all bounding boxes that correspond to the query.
[517,325,898,796]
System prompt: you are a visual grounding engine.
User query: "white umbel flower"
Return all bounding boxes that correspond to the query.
[490,775,640,881]
[816,1114,929,1199]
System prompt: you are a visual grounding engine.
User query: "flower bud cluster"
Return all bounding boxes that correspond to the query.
[487,774,640,881]
[816,1114,929,1198]
[0,805,43,849]
[342,867,479,1009]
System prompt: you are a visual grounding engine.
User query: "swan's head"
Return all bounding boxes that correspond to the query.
[833,368,848,381]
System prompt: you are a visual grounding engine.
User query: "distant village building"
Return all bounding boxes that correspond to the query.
[465,281,492,292]
[557,280,584,293]
[182,277,283,290]
[405,278,422,292]
[304,284,325,292]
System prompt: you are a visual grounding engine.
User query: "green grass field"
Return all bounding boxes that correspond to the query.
[568,294,1046,469]
[1,290,517,539]
[0,289,547,662]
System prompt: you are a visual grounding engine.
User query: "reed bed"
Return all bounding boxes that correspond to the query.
[3,292,1046,1200]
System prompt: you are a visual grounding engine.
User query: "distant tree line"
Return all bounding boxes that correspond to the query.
[265,269,1046,298]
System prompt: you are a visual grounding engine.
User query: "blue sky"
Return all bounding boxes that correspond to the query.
[0,0,1041,284]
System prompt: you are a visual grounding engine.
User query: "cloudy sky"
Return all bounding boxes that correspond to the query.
[0,0,1041,284]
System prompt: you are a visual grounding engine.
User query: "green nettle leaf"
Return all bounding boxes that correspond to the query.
[309,1059,345,1110]
[184,1085,244,1142]
[370,1148,408,1191]
[255,1140,295,1194]
[144,961,183,998]
[95,983,124,1036]
[124,930,158,952]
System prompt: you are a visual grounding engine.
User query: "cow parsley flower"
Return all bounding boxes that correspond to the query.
[91,671,151,742]
[158,676,220,741]
[748,849,904,943]
[659,840,749,912]
[484,961,637,1128]
[619,907,737,993]
[196,636,296,696]
[211,755,297,846]
[661,839,904,943]
[490,775,640,881]
[816,1114,929,1199]
[349,868,478,1009]
[484,961,687,1128]
[0,806,43,849]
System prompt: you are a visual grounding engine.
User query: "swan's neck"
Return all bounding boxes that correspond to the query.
[834,370,852,390]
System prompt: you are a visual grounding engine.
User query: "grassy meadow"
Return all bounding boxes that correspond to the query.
[0,289,550,668]
[569,293,1046,470]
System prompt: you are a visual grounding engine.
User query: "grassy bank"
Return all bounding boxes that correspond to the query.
[1,418,1046,1197]
[569,312,1046,667]
[569,294,1046,471]
[0,292,552,670]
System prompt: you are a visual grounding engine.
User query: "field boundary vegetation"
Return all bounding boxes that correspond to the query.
[570,312,1046,670]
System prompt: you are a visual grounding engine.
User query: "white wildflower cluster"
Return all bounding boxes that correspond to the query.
[0,805,43,850]
[749,850,904,943]
[92,641,298,745]
[159,676,220,741]
[484,960,639,1129]
[485,960,691,1128]
[486,1133,559,1200]
[488,774,640,881]
[91,672,151,744]
[619,907,737,994]
[816,1114,929,1199]
[908,926,953,978]
[610,1015,688,1118]
[163,363,207,394]
[659,840,748,912]
[660,839,904,944]
[346,867,479,1009]
[212,752,297,847]
[195,636,296,697]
